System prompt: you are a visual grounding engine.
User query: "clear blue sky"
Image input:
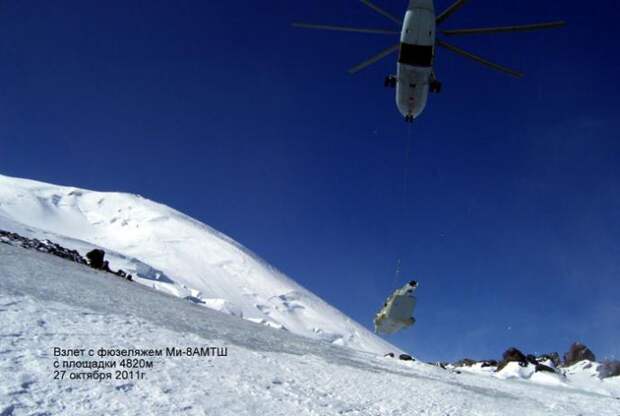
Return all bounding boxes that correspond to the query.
[1,0,618,362]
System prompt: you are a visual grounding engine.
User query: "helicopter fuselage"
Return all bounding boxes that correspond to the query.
[396,0,436,121]
[294,0,564,122]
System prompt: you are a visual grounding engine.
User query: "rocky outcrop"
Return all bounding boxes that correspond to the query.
[86,249,110,271]
[85,249,132,281]
[503,347,527,363]
[481,360,498,368]
[0,230,86,264]
[447,343,612,378]
[497,347,528,371]
[526,354,539,365]
[563,342,596,367]
[598,361,620,379]
[453,358,477,367]
[535,363,556,373]
[1,230,132,282]
[453,358,497,368]
[450,348,563,375]
[536,353,561,368]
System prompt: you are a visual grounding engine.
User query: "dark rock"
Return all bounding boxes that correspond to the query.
[435,362,448,370]
[503,347,527,363]
[563,342,596,367]
[452,358,497,368]
[384,353,395,358]
[115,269,132,281]
[399,354,414,361]
[598,361,620,379]
[453,358,477,367]
[481,360,498,368]
[497,347,527,371]
[86,249,106,270]
[185,296,206,305]
[537,353,561,368]
[526,354,538,365]
[535,363,556,373]
[86,250,112,273]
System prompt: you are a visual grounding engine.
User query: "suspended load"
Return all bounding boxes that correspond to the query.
[374,280,419,335]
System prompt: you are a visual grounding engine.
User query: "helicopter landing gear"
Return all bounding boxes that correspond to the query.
[384,75,397,88]
[430,79,442,93]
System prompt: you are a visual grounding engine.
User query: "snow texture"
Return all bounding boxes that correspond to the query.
[1,244,619,415]
[0,174,396,355]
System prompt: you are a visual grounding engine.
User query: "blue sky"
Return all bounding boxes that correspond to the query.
[1,0,619,362]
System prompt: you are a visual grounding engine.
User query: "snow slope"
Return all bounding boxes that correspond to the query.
[0,174,396,354]
[1,244,618,416]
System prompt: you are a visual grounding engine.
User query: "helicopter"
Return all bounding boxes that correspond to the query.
[293,0,565,122]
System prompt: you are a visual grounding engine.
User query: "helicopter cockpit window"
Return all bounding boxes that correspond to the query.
[398,43,433,67]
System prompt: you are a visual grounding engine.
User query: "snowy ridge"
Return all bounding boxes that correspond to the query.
[448,357,620,396]
[0,174,396,354]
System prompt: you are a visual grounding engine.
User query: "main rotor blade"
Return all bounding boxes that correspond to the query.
[436,40,524,78]
[442,21,566,36]
[359,0,402,26]
[292,22,400,35]
[348,44,400,74]
[436,0,468,26]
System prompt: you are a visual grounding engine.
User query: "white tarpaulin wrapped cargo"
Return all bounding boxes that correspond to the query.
[374,281,418,335]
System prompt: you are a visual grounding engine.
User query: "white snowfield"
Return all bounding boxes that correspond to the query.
[1,244,619,416]
[0,174,396,355]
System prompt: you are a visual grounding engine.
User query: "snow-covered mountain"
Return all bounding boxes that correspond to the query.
[0,174,396,354]
[1,242,618,415]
